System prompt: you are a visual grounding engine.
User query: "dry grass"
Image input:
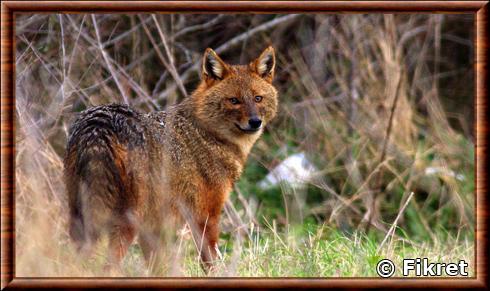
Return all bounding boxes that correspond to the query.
[15,14,474,277]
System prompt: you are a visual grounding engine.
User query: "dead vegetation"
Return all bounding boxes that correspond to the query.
[15,14,474,276]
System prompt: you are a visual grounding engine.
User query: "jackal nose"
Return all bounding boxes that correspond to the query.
[248,117,262,129]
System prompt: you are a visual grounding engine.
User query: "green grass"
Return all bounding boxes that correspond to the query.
[109,224,473,277]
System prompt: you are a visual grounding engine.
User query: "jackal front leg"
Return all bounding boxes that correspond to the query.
[190,215,220,274]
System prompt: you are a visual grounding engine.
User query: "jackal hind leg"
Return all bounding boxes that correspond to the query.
[139,218,183,276]
[138,226,165,275]
[104,213,137,274]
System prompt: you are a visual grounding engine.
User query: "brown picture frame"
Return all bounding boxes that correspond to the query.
[1,1,488,289]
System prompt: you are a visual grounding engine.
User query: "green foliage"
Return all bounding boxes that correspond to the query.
[175,225,474,277]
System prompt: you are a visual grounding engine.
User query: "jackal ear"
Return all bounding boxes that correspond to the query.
[252,46,275,82]
[202,48,229,81]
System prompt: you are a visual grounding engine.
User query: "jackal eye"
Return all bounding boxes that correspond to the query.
[229,97,240,105]
[254,96,263,103]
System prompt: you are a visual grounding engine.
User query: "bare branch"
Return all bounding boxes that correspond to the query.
[101,16,152,48]
[67,15,157,108]
[151,15,188,97]
[377,192,415,253]
[157,14,300,101]
[91,14,129,104]
[139,15,188,99]
[58,14,67,101]
[173,15,225,39]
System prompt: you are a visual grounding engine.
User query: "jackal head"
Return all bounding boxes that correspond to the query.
[192,47,278,138]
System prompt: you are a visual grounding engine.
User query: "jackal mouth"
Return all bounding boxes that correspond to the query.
[235,123,261,134]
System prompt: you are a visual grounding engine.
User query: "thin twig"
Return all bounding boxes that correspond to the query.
[379,72,403,172]
[224,200,251,240]
[377,191,415,253]
[68,15,157,108]
[365,67,404,232]
[91,14,129,104]
[151,15,187,97]
[156,14,300,101]
[58,14,67,103]
[139,15,187,101]
[19,36,91,103]
[173,15,225,39]
[101,16,152,48]
[217,14,299,53]
[66,15,86,77]
[111,60,160,110]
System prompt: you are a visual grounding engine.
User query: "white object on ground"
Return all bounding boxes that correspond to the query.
[258,152,317,189]
[424,166,465,181]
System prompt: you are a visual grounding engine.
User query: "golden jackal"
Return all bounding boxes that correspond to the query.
[64,47,278,272]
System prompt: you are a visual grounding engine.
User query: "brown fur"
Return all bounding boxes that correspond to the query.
[64,47,278,273]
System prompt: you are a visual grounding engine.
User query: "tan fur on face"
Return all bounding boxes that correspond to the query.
[192,47,278,152]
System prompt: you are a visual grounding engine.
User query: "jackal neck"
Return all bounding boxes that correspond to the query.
[156,100,246,185]
[177,96,251,161]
